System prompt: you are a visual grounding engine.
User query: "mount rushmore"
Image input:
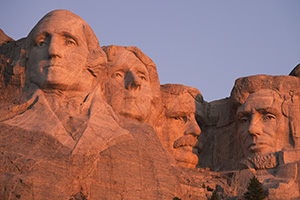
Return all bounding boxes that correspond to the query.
[1,9,300,199]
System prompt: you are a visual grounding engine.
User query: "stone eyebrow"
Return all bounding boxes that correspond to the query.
[108,65,126,72]
[135,70,149,80]
[166,109,189,118]
[135,66,149,76]
[34,31,48,37]
[136,70,146,75]
[256,107,279,116]
[33,31,48,41]
[236,111,251,118]
[30,31,49,46]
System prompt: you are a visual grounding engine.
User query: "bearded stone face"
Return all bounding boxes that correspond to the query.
[236,89,290,158]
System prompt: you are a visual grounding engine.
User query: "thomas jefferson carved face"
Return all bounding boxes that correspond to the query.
[162,93,201,168]
[27,13,92,91]
[104,50,152,122]
[236,89,290,158]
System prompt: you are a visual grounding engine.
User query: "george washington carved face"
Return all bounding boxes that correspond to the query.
[26,10,96,91]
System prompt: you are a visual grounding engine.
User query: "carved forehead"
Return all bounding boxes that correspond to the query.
[237,89,282,114]
[103,45,161,98]
[230,75,300,112]
[35,16,83,33]
[107,49,147,72]
[165,93,196,117]
[105,46,146,68]
[29,10,86,38]
[26,10,90,47]
[161,84,200,116]
[38,10,86,26]
[161,84,201,98]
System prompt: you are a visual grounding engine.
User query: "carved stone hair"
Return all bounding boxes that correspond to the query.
[161,83,201,99]
[289,63,300,77]
[160,84,202,118]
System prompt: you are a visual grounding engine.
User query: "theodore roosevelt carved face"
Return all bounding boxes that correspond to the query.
[158,84,201,168]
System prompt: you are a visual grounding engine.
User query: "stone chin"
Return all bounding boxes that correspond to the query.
[174,146,198,168]
[120,112,146,122]
[118,102,150,122]
[246,143,274,157]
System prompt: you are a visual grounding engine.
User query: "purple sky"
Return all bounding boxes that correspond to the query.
[1,0,299,101]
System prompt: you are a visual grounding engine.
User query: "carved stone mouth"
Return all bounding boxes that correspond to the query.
[174,143,192,149]
[248,143,270,152]
[43,65,62,71]
[174,146,194,154]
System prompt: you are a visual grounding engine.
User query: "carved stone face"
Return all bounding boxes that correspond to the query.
[163,93,201,168]
[236,89,290,158]
[104,50,152,122]
[27,14,91,90]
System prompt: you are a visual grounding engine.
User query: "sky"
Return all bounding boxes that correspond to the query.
[1,0,299,102]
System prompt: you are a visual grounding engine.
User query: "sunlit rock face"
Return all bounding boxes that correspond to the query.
[0,10,181,199]
[155,84,202,169]
[1,9,300,200]
[102,45,161,124]
[231,75,300,169]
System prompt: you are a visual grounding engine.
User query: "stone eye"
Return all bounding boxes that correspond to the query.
[65,39,77,46]
[113,72,123,78]
[172,116,187,123]
[174,117,182,121]
[36,40,47,47]
[139,75,146,80]
[263,113,276,121]
[239,116,249,123]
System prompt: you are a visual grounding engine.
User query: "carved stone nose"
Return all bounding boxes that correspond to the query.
[184,119,201,137]
[248,118,262,137]
[48,37,62,59]
[124,71,141,90]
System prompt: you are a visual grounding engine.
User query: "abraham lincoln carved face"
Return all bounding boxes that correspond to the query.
[236,89,290,158]
[230,75,300,161]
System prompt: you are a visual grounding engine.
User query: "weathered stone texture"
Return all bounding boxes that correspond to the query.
[1,9,300,200]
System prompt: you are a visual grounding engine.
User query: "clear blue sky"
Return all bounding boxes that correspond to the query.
[1,0,299,101]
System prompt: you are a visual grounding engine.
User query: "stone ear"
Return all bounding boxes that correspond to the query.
[282,94,300,148]
[292,96,300,148]
[281,96,289,118]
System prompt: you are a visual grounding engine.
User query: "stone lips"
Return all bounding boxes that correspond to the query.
[1,9,300,199]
